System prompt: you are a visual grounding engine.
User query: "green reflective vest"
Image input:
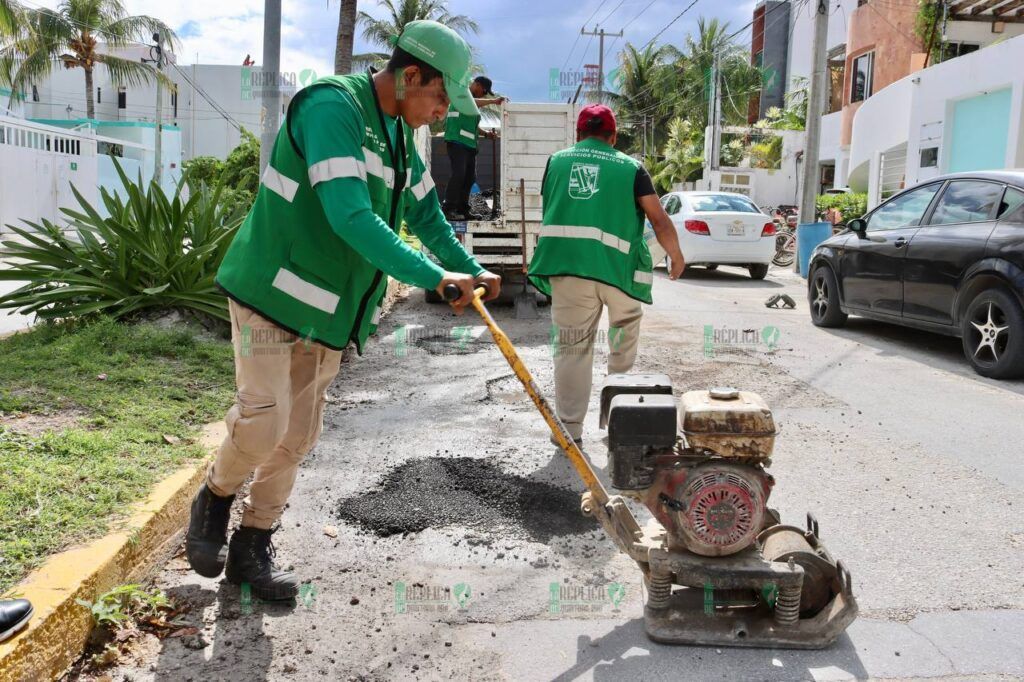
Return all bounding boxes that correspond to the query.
[528,137,654,304]
[444,110,479,149]
[216,71,435,352]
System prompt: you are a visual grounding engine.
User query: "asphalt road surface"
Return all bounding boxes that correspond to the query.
[98,264,1024,682]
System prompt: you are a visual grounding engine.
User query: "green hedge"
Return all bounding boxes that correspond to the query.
[816,192,868,222]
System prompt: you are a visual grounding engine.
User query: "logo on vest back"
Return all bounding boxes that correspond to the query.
[568,162,601,200]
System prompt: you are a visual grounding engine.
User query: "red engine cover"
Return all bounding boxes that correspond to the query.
[645,460,772,557]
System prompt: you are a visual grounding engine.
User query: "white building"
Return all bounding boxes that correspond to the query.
[18,44,296,162]
[849,34,1024,208]
[749,0,1024,199]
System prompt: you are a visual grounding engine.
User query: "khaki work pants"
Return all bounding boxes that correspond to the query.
[550,276,643,440]
[208,300,343,529]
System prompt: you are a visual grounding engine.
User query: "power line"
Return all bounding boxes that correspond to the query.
[561,0,610,71]
[170,62,243,132]
[601,0,703,106]
[641,0,703,51]
[12,0,262,134]
[598,0,627,25]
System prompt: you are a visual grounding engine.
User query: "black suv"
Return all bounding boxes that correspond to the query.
[807,171,1024,379]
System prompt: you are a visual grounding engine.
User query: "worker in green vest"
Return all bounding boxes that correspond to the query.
[442,75,505,220]
[528,104,685,444]
[185,20,501,601]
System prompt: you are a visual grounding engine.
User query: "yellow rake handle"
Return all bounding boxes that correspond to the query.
[443,284,610,506]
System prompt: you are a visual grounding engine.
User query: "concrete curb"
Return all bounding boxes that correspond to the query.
[0,422,226,682]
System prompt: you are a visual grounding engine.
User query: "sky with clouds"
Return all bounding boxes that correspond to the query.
[24,0,759,102]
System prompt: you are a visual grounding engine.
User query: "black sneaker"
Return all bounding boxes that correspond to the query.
[0,599,33,643]
[185,484,236,578]
[225,526,299,601]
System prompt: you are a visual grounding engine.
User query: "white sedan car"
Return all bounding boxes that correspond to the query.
[658,191,777,280]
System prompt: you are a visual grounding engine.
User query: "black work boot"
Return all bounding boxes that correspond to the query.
[224,526,299,601]
[185,484,235,578]
[0,599,33,643]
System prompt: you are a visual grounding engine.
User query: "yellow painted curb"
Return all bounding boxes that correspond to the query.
[0,421,226,682]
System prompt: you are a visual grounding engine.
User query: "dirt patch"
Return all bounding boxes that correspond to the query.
[636,338,842,410]
[0,408,88,435]
[336,457,594,542]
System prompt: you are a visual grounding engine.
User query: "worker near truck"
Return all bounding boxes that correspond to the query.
[528,104,685,444]
[185,20,501,601]
[442,75,505,220]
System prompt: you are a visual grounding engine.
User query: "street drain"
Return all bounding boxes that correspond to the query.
[336,457,594,542]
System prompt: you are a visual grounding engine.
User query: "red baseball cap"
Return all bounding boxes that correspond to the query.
[577,104,616,135]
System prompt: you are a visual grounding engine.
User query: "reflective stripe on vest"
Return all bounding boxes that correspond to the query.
[633,270,654,285]
[308,156,366,185]
[409,173,435,201]
[539,224,631,255]
[271,267,339,314]
[263,165,299,202]
[459,129,474,140]
[362,147,395,188]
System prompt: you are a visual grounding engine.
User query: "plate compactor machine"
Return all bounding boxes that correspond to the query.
[444,284,858,648]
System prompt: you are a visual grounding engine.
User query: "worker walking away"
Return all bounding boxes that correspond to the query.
[442,75,505,220]
[186,20,501,601]
[528,104,685,445]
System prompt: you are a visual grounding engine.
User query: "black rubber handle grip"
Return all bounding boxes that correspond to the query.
[442,282,489,301]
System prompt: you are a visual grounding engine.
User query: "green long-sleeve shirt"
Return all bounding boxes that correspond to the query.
[292,87,483,291]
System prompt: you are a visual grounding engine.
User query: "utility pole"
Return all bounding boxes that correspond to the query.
[796,0,829,273]
[260,0,282,173]
[642,114,647,158]
[580,26,623,103]
[145,33,165,187]
[705,52,722,172]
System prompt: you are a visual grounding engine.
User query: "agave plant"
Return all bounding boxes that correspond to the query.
[0,161,244,323]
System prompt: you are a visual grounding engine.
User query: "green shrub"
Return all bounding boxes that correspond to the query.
[749,135,782,169]
[0,161,244,323]
[183,130,260,217]
[181,155,223,185]
[816,192,868,223]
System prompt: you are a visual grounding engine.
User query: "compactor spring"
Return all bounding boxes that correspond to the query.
[774,584,801,626]
[647,573,672,610]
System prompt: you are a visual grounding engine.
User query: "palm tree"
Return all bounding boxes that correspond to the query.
[606,41,681,155]
[334,0,358,75]
[1,0,177,119]
[681,18,763,127]
[357,0,478,58]
[1,0,20,38]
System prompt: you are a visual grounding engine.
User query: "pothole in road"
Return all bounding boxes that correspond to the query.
[479,374,526,404]
[414,332,485,355]
[335,457,594,542]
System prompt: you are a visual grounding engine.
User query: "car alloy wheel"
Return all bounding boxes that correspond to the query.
[958,286,1024,378]
[961,288,1024,379]
[969,302,1009,363]
[808,266,847,328]
[812,278,829,319]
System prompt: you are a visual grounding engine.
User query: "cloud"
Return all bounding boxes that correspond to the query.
[22,0,756,102]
